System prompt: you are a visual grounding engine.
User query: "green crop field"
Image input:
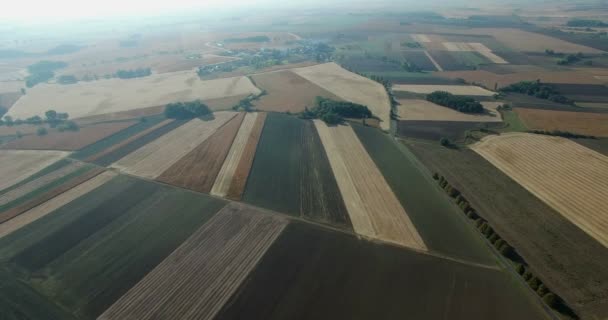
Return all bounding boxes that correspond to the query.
[0,175,226,319]
[351,124,494,264]
[243,113,350,228]
[216,222,547,320]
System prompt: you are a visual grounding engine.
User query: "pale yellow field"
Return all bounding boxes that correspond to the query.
[411,34,431,43]
[100,203,287,320]
[314,121,426,250]
[472,133,608,247]
[443,42,507,64]
[111,112,237,179]
[210,112,258,197]
[393,84,495,96]
[0,150,69,191]
[292,63,392,130]
[397,99,502,122]
[7,71,261,120]
[0,171,116,239]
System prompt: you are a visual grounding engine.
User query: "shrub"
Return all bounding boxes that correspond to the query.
[516,264,526,275]
[427,91,484,113]
[439,137,451,147]
[536,284,549,297]
[542,293,559,308]
[523,269,534,281]
[165,100,211,119]
[320,111,342,125]
[432,172,439,180]
[36,127,48,136]
[527,277,542,290]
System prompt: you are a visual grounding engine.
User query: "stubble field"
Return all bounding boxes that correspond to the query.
[515,108,608,137]
[0,150,69,191]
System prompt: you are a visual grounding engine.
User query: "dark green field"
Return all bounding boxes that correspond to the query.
[0,175,226,319]
[243,113,350,228]
[351,124,493,264]
[216,222,547,320]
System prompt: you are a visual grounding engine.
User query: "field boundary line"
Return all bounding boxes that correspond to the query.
[424,50,444,71]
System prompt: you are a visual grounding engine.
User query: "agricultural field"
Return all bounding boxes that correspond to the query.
[243,113,351,228]
[478,28,603,54]
[515,108,608,137]
[251,70,342,112]
[397,99,502,122]
[292,62,392,130]
[100,203,287,320]
[314,121,425,249]
[397,120,499,141]
[0,175,227,319]
[402,50,439,71]
[6,72,261,120]
[157,113,245,193]
[0,150,69,191]
[437,69,605,89]
[472,133,608,247]
[111,112,237,179]
[215,221,548,320]
[393,84,495,96]
[427,50,491,71]
[1,120,136,151]
[442,42,508,64]
[407,140,608,318]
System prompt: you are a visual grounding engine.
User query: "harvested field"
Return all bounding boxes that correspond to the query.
[550,83,608,102]
[225,113,267,200]
[243,113,350,228]
[7,72,261,120]
[0,150,69,191]
[397,120,500,141]
[216,222,548,320]
[75,106,165,124]
[437,69,604,89]
[0,171,116,239]
[157,113,244,193]
[397,99,502,122]
[251,70,342,112]
[211,112,258,197]
[483,28,603,53]
[1,121,136,151]
[393,84,495,96]
[100,203,287,320]
[0,175,226,319]
[515,108,608,137]
[314,121,425,249]
[111,112,237,179]
[402,51,438,71]
[443,42,508,64]
[292,62,391,130]
[407,140,608,318]
[424,50,443,71]
[204,94,250,111]
[0,91,21,110]
[82,119,174,163]
[472,133,608,247]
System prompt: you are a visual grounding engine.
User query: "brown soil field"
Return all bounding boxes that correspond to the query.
[0,161,83,206]
[251,70,342,112]
[84,119,175,162]
[204,94,250,111]
[1,121,136,151]
[0,167,104,224]
[157,113,244,193]
[225,113,267,200]
[0,150,69,191]
[75,106,165,124]
[292,63,392,130]
[472,133,608,247]
[0,171,116,239]
[515,108,608,137]
[397,99,502,122]
[437,69,604,89]
[111,112,237,179]
[99,202,287,320]
[211,112,258,197]
[393,84,495,96]
[7,72,261,120]
[314,121,425,249]
[482,28,603,53]
[0,124,45,137]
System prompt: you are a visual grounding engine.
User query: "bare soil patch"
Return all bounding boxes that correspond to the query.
[515,108,608,137]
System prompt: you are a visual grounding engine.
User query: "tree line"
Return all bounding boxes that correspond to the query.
[432,173,577,318]
[426,91,484,113]
[528,129,596,139]
[115,68,152,79]
[164,100,211,119]
[499,80,573,105]
[26,60,68,87]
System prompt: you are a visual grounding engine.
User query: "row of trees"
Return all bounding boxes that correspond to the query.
[500,80,573,105]
[300,97,372,125]
[115,68,152,79]
[164,100,211,119]
[26,61,68,87]
[426,91,484,113]
[432,173,574,315]
[0,110,69,127]
[528,129,596,139]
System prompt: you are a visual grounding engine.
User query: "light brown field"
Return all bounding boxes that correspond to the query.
[482,28,603,53]
[111,112,237,179]
[0,150,69,191]
[1,121,136,151]
[397,99,502,122]
[84,119,174,162]
[0,161,83,206]
[225,113,267,200]
[515,108,608,137]
[472,133,608,247]
[251,70,342,112]
[314,120,426,250]
[443,42,507,64]
[437,69,604,89]
[211,112,259,197]
[0,171,116,239]
[393,84,495,96]
[292,63,392,130]
[99,202,287,320]
[7,72,261,120]
[411,34,431,43]
[157,113,245,193]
